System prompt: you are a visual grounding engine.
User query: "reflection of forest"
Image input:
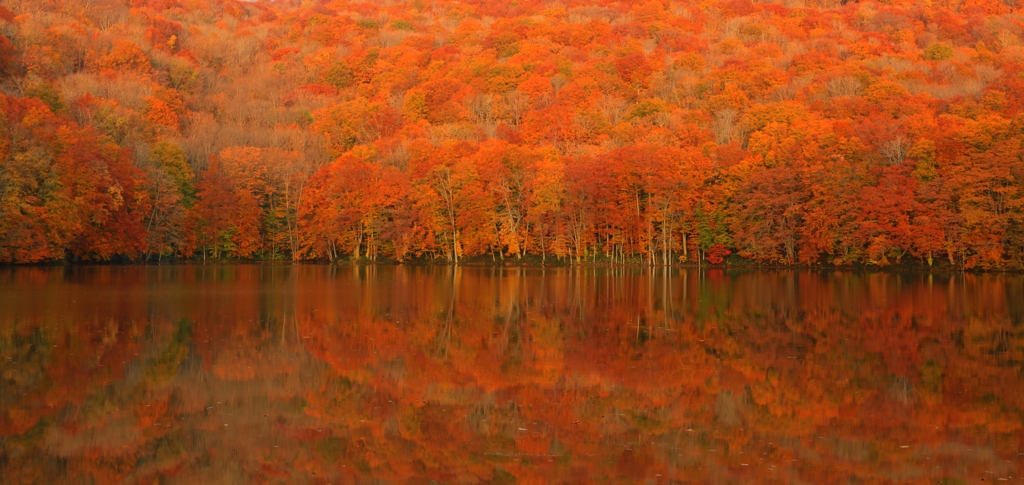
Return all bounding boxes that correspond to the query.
[1,266,1022,484]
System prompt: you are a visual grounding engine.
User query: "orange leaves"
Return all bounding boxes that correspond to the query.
[144,96,179,131]
[401,88,428,122]
[704,243,731,263]
[856,165,919,265]
[232,188,262,258]
[706,83,750,112]
[742,101,811,133]
[421,78,472,124]
[143,15,182,53]
[0,34,18,76]
[313,98,402,155]
[613,51,654,89]
[308,16,352,47]
[0,94,148,263]
[187,167,230,259]
[219,147,271,196]
[298,152,429,262]
[555,20,611,50]
[2,0,1024,267]
[270,47,300,62]
[190,146,307,260]
[863,81,913,117]
[100,40,150,74]
[484,64,525,93]
[515,75,553,103]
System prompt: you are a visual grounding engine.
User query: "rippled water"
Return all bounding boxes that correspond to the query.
[1,265,1022,484]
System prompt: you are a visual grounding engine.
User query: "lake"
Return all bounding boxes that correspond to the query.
[1,265,1022,483]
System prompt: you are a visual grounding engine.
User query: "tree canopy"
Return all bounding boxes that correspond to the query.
[1,0,1023,268]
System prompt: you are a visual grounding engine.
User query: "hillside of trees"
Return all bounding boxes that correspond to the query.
[1,0,1023,268]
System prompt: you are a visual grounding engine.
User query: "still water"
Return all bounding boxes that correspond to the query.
[1,265,1022,484]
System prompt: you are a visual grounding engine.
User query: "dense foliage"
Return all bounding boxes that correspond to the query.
[2,0,1024,268]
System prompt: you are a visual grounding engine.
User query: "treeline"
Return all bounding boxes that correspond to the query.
[0,0,1023,268]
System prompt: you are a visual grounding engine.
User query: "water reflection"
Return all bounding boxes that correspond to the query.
[1,265,1022,483]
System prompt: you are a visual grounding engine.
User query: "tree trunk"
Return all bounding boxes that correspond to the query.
[682,231,687,261]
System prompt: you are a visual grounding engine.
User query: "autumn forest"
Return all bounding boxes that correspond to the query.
[1,0,1024,268]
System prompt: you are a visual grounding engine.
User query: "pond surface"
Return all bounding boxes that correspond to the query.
[1,265,1023,484]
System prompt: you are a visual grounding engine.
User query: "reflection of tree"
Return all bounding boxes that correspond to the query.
[2,267,1024,484]
[497,277,525,373]
[431,267,457,361]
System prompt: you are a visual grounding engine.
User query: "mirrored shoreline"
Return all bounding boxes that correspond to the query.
[1,265,1022,483]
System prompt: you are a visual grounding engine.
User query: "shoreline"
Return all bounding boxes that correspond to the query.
[2,259,1020,274]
